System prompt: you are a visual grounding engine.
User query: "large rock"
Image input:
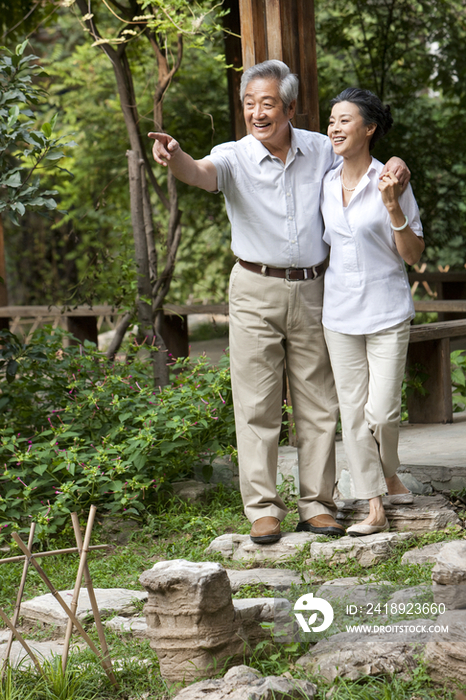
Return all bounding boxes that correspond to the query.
[297,619,435,681]
[432,540,466,609]
[140,560,242,682]
[172,480,216,502]
[336,494,460,532]
[206,532,318,564]
[424,610,466,687]
[309,532,413,567]
[400,542,446,565]
[226,568,304,593]
[173,664,316,700]
[20,588,147,631]
[139,560,291,682]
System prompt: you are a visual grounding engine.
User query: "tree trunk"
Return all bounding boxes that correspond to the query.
[127,150,168,386]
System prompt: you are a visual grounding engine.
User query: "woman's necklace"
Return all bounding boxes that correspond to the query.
[341,172,357,192]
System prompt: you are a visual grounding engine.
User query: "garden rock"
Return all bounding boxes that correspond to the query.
[105,615,148,638]
[336,494,460,532]
[432,540,466,609]
[424,610,466,687]
[316,578,390,607]
[140,559,288,682]
[385,584,432,608]
[205,534,250,558]
[297,619,435,681]
[206,532,318,563]
[173,664,317,700]
[0,639,78,668]
[233,598,296,643]
[226,568,304,592]
[99,516,140,545]
[172,480,216,502]
[309,532,413,567]
[140,559,242,681]
[400,542,446,565]
[20,588,147,631]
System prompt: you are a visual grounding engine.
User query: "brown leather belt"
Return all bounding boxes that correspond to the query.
[239,259,325,281]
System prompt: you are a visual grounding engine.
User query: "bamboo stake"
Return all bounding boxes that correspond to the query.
[0,544,108,566]
[11,533,118,689]
[0,607,43,677]
[70,512,118,688]
[61,507,96,671]
[1,523,36,679]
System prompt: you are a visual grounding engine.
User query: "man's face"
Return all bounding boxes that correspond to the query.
[243,77,295,152]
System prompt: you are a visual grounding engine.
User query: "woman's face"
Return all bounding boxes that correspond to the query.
[327,101,375,157]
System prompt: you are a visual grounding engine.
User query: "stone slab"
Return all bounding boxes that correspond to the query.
[105,615,148,638]
[309,532,413,567]
[20,588,147,630]
[174,665,317,700]
[315,578,390,607]
[206,532,319,563]
[226,568,304,592]
[0,639,79,667]
[400,542,446,565]
[297,618,435,681]
[336,494,461,532]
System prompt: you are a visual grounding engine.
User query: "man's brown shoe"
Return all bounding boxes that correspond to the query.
[250,517,281,544]
[296,514,345,537]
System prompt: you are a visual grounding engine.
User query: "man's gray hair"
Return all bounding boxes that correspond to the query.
[240,60,299,112]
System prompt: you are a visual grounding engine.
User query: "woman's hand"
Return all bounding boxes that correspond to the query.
[378,171,402,211]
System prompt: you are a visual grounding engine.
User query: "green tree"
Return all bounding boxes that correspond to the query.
[0,40,75,223]
[315,0,466,269]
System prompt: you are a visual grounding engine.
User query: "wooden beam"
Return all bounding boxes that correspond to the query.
[238,0,320,132]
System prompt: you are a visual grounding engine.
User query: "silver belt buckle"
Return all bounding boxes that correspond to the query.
[286,268,298,281]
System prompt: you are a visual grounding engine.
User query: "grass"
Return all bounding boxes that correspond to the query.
[0,486,465,699]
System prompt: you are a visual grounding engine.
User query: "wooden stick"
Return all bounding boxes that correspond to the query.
[1,523,36,679]
[0,544,108,565]
[11,533,118,688]
[0,607,43,677]
[62,507,96,671]
[70,513,118,688]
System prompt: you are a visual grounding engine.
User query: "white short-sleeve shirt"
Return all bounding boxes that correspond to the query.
[205,127,337,268]
[321,158,423,335]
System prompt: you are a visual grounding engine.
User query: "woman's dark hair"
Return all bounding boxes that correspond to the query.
[330,87,393,151]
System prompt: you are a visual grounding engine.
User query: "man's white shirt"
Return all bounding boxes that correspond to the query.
[205,127,337,268]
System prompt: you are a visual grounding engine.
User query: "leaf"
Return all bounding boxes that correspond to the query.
[41,122,52,138]
[6,359,18,383]
[3,172,21,188]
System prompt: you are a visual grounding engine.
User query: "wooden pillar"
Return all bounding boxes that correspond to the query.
[238,0,320,132]
[67,316,98,347]
[406,338,453,424]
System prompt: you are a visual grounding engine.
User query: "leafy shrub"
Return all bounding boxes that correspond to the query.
[0,328,236,541]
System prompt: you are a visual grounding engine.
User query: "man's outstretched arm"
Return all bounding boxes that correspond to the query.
[149,132,218,192]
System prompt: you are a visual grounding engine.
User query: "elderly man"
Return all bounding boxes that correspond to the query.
[149,60,409,544]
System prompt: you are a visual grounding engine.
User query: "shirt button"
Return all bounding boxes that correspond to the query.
[291,263,296,268]
[288,216,293,220]
[291,239,296,244]
[286,192,291,197]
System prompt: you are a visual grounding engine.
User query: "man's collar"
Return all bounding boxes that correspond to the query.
[249,123,299,164]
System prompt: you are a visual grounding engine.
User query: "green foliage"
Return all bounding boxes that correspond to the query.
[315,0,466,267]
[0,327,236,541]
[0,41,76,225]
[451,350,466,412]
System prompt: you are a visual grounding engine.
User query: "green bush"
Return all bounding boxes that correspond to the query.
[0,328,236,541]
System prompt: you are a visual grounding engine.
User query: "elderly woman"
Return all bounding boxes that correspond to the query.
[321,88,425,536]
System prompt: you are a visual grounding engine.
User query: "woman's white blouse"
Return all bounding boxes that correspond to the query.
[321,158,423,335]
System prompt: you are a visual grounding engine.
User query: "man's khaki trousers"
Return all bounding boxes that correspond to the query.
[229,262,339,523]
